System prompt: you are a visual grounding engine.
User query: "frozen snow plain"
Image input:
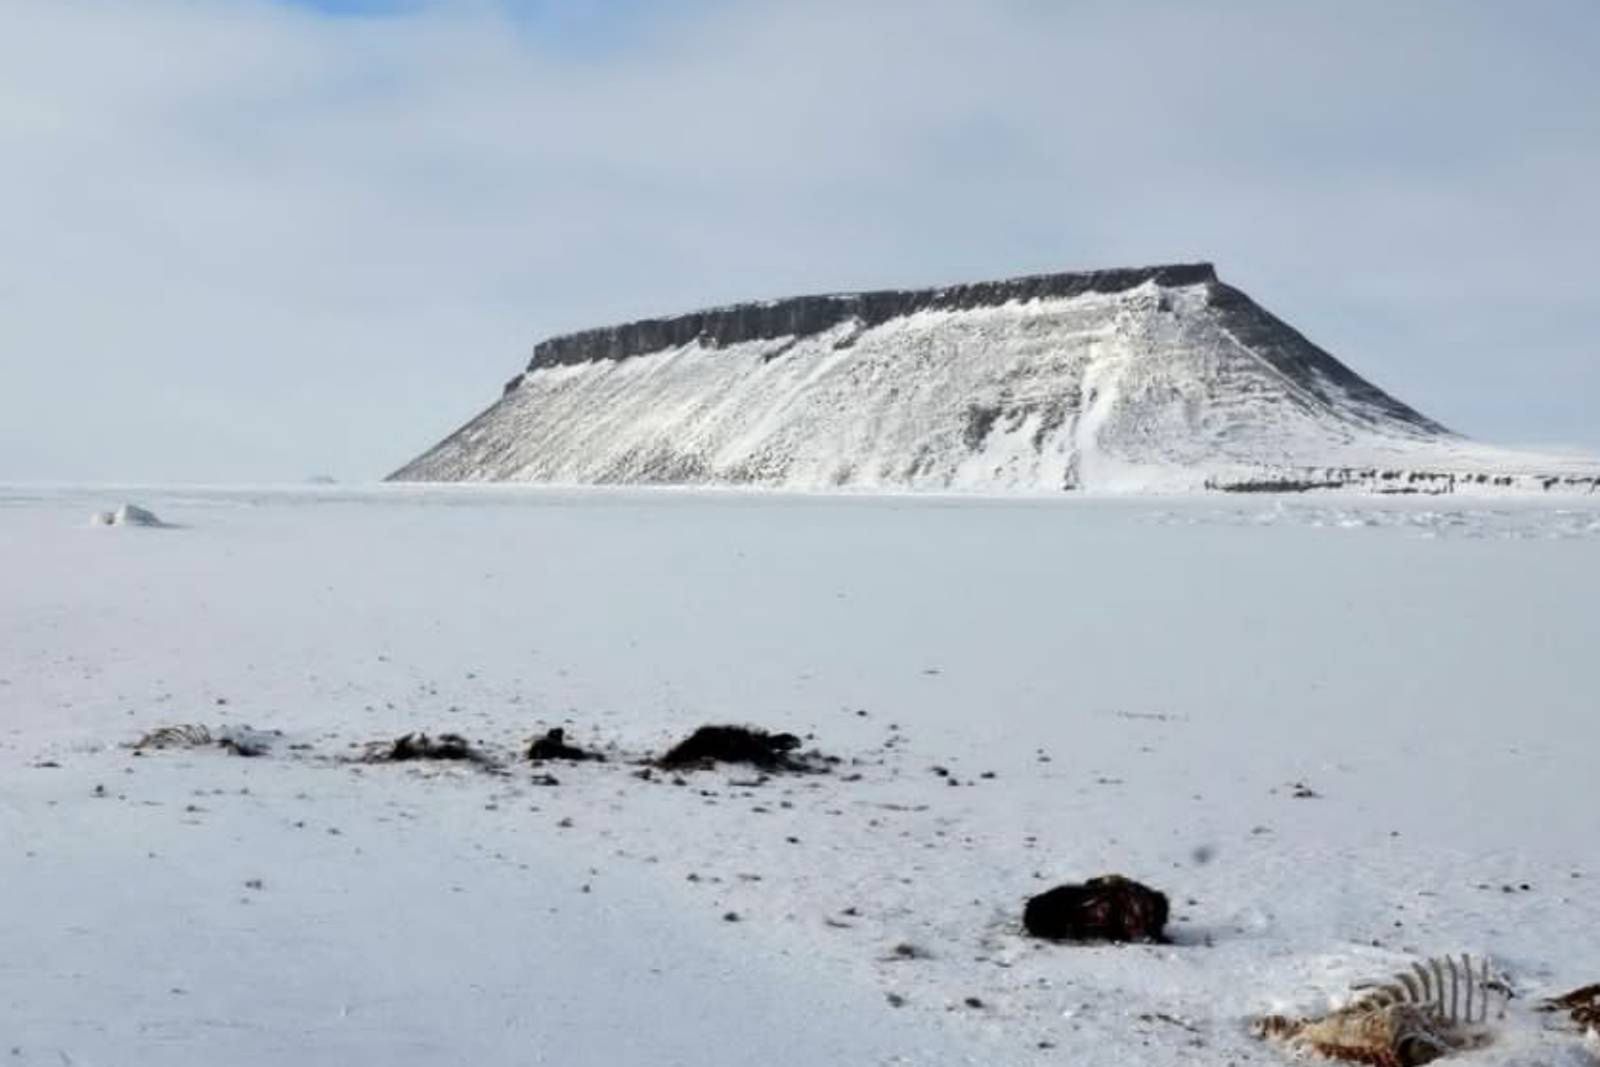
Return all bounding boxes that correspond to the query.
[2,485,1597,1066]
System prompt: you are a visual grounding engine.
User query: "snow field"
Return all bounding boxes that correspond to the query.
[2,485,1597,1065]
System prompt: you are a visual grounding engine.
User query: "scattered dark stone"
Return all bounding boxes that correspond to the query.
[243,878,264,890]
[526,727,603,763]
[885,992,907,1008]
[722,911,741,923]
[1289,781,1320,799]
[656,724,826,773]
[889,942,931,960]
[373,732,487,763]
[1139,1011,1200,1034]
[964,996,985,1009]
[1022,874,1170,944]
[530,773,561,787]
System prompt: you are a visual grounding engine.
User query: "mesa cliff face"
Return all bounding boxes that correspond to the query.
[528,264,1216,368]
[391,264,1598,494]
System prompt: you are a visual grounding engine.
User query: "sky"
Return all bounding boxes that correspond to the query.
[2,0,1597,482]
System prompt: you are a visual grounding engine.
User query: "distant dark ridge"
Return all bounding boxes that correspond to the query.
[528,262,1218,370]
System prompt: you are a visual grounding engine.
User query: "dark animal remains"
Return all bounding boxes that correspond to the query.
[656,724,819,772]
[526,727,603,762]
[373,732,489,764]
[1023,874,1170,943]
[1540,983,1600,1031]
[131,723,273,758]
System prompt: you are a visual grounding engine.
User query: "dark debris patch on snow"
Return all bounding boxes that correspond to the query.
[655,724,836,773]
[365,732,493,765]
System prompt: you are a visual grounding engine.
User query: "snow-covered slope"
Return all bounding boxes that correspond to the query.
[392,264,1598,494]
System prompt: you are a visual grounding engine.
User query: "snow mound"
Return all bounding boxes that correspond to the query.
[90,503,168,527]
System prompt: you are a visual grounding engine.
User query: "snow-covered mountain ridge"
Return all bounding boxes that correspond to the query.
[392,263,1598,493]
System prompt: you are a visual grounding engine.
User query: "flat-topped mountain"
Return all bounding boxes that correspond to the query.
[391,264,1597,494]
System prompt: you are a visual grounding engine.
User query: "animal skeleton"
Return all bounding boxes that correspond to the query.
[1254,954,1509,1066]
[1348,954,1511,1027]
[131,723,271,757]
[132,723,214,749]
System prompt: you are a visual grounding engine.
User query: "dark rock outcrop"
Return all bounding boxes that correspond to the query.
[528,263,1218,370]
[1023,875,1170,943]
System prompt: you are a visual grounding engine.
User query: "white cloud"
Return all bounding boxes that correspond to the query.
[2,0,1597,480]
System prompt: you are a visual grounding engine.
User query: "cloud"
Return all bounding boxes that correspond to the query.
[1,0,1597,480]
